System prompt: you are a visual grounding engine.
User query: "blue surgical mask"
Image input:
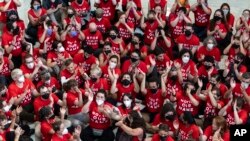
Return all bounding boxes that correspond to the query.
[33,5,41,11]
[47,28,53,36]
[70,31,78,37]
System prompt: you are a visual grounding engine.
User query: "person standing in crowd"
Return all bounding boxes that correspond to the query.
[191,0,211,41]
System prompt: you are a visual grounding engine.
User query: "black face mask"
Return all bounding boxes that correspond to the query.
[148,19,154,23]
[121,79,130,86]
[233,44,240,49]
[165,114,175,120]
[42,93,50,99]
[130,58,138,63]
[110,35,117,40]
[77,0,83,4]
[68,13,74,18]
[185,30,192,37]
[170,75,178,81]
[9,17,17,22]
[104,50,111,54]
[91,77,98,82]
[210,83,216,87]
[190,89,196,94]
[131,40,138,45]
[234,59,240,64]
[150,88,158,94]
[205,65,212,70]
[160,136,167,141]
[90,30,97,34]
[0,92,6,97]
[214,16,222,21]
[12,27,19,35]
[103,0,108,3]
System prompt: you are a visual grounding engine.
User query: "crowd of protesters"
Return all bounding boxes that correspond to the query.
[0,0,249,140]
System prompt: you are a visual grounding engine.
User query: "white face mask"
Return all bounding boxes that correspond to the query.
[223,9,229,15]
[207,43,214,50]
[109,61,117,69]
[123,100,132,108]
[182,56,190,64]
[241,82,249,89]
[58,47,65,53]
[18,75,25,83]
[96,99,104,106]
[26,63,34,69]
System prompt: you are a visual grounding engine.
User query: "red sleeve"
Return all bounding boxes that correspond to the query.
[239,110,248,124]
[239,65,247,73]
[191,125,200,139]
[214,49,221,61]
[2,34,11,46]
[52,93,59,103]
[151,114,161,126]
[204,126,212,137]
[41,122,52,132]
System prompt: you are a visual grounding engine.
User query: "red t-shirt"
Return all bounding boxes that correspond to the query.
[176,91,200,116]
[176,34,200,50]
[226,106,248,125]
[204,125,230,141]
[89,101,113,129]
[178,123,200,141]
[36,77,61,90]
[51,133,72,141]
[106,38,125,55]
[47,51,71,67]
[73,53,97,74]
[20,64,40,82]
[28,8,47,20]
[41,119,55,141]
[60,66,83,86]
[101,65,121,87]
[151,134,174,141]
[210,22,228,41]
[83,29,103,50]
[193,6,211,27]
[165,77,182,100]
[198,65,218,78]
[37,27,56,52]
[63,34,81,57]
[174,59,197,82]
[2,32,22,57]
[145,89,164,113]
[143,21,159,45]
[122,0,142,9]
[126,10,142,26]
[232,83,250,98]
[149,0,167,11]
[144,54,170,73]
[87,78,109,95]
[117,22,134,40]
[170,15,191,39]
[0,57,11,76]
[204,96,224,118]
[89,17,111,34]
[196,46,221,62]
[96,0,118,19]
[71,1,90,16]
[227,14,235,29]
[116,83,136,102]
[0,1,18,22]
[33,93,59,116]
[122,60,147,74]
[65,89,85,115]
[8,78,35,106]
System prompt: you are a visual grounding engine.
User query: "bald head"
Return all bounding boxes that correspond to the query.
[89,23,97,33]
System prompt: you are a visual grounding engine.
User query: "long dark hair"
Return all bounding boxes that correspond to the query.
[129,110,146,129]
[209,9,229,31]
[220,3,230,22]
[121,93,136,109]
[160,102,176,121]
